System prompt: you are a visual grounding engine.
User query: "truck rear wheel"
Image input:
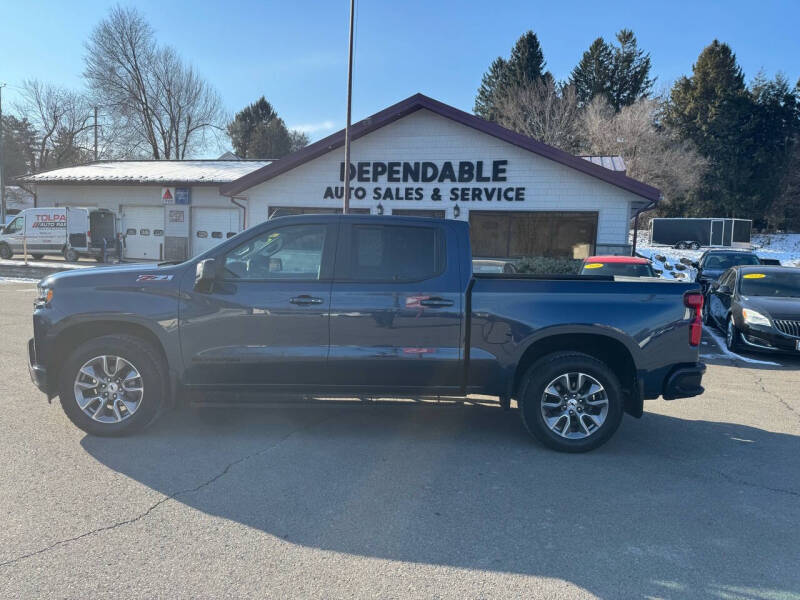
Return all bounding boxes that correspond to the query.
[58,335,166,436]
[518,352,624,453]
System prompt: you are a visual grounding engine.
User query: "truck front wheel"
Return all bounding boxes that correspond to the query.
[58,335,167,436]
[0,244,12,259]
[518,352,624,452]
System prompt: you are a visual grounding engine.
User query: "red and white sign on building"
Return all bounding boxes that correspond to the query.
[161,187,176,204]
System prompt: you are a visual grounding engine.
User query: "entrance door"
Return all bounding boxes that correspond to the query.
[192,207,241,256]
[122,206,164,260]
[328,219,463,393]
[710,219,724,246]
[179,221,336,388]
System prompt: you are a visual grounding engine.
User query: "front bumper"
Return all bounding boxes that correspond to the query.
[739,323,800,354]
[28,338,49,394]
[662,362,706,400]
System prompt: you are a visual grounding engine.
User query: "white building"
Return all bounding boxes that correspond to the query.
[19,94,660,261]
[20,160,270,260]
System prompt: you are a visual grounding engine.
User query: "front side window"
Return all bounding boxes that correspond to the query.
[223,224,327,280]
[347,224,443,282]
[5,217,23,234]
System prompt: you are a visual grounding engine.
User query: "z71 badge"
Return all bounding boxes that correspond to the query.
[136,274,174,282]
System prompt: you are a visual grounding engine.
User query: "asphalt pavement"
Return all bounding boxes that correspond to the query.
[1,281,798,599]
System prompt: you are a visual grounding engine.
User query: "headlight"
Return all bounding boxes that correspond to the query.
[742,308,770,327]
[35,283,53,307]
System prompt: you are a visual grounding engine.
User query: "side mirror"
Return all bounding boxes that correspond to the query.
[691,262,699,269]
[194,258,218,293]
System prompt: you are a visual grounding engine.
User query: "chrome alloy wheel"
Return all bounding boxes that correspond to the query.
[73,355,144,423]
[540,372,609,439]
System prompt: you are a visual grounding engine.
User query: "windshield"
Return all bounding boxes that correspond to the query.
[701,253,760,271]
[581,262,654,277]
[739,271,800,297]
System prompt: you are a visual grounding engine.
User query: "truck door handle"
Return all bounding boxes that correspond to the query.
[419,297,454,308]
[289,295,324,305]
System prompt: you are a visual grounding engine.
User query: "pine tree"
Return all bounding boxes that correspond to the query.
[474,31,549,122]
[474,57,508,120]
[227,97,308,159]
[569,38,613,106]
[609,29,654,111]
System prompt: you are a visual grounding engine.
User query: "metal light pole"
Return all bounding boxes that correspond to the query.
[0,83,6,224]
[342,0,355,214]
[94,106,99,161]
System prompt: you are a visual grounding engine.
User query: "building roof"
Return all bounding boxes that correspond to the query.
[17,159,273,186]
[220,93,660,205]
[580,155,626,173]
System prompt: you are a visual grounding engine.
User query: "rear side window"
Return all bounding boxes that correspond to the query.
[347,224,444,282]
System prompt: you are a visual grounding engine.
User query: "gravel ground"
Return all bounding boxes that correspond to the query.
[1,281,798,600]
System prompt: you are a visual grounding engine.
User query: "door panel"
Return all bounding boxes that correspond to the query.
[328,222,463,392]
[179,222,335,388]
[122,206,164,260]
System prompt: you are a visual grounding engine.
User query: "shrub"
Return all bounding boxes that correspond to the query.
[515,256,582,275]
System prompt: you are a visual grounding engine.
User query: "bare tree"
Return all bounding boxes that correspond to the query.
[16,80,95,171]
[493,79,581,152]
[579,96,706,213]
[84,6,224,159]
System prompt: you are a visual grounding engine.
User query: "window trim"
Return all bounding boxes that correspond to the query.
[333,222,447,284]
[218,222,337,283]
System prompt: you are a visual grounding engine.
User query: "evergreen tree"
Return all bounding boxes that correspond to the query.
[609,29,654,110]
[474,57,508,120]
[569,38,614,107]
[1,115,37,179]
[474,31,549,121]
[227,97,307,159]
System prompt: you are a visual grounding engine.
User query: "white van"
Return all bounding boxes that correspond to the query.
[0,207,117,262]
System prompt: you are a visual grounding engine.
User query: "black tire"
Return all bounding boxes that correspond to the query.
[31,253,44,260]
[675,242,688,249]
[0,243,12,260]
[518,352,624,453]
[95,255,106,263]
[58,335,167,436]
[64,248,79,262]
[725,316,741,352]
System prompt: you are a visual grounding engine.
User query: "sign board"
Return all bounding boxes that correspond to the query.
[324,159,526,204]
[175,187,191,205]
[161,187,175,204]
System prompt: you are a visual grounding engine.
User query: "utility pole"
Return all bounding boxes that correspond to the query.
[342,0,355,214]
[0,83,6,225]
[94,106,98,161]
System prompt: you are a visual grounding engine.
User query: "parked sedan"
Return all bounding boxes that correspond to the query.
[705,265,800,353]
[579,255,656,277]
[693,249,761,292]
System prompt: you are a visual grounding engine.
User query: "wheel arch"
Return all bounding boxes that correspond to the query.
[47,319,173,400]
[511,332,641,417]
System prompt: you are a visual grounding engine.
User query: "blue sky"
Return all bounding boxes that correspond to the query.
[2,0,798,147]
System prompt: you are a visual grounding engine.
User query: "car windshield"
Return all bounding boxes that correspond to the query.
[701,253,760,270]
[581,262,654,277]
[739,271,800,297]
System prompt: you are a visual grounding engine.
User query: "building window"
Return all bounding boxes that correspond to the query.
[196,231,208,238]
[126,228,137,236]
[153,229,164,237]
[470,211,597,259]
[139,229,150,236]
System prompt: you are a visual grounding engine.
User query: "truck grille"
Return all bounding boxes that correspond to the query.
[774,319,800,338]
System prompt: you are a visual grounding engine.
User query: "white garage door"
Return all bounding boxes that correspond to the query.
[122,206,164,260]
[192,208,241,256]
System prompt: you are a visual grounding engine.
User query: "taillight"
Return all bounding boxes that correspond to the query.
[684,292,703,346]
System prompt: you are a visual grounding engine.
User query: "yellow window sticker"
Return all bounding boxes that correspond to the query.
[743,273,766,279]
[584,263,604,269]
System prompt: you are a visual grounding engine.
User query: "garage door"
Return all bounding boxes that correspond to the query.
[192,208,242,256]
[122,206,165,260]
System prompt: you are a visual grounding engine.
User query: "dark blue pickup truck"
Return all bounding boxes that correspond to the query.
[29,215,706,452]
